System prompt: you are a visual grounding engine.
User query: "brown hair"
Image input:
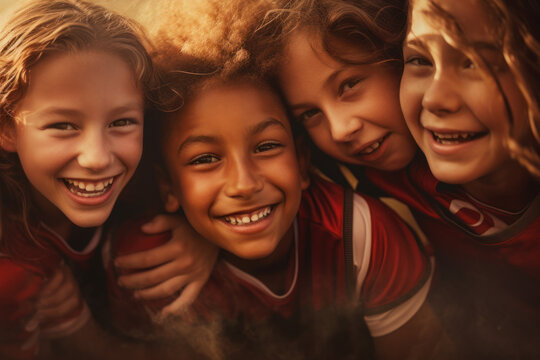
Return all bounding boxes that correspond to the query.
[252,0,408,77]
[416,0,540,178]
[0,0,155,248]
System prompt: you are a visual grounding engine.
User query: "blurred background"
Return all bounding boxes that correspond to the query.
[0,0,151,25]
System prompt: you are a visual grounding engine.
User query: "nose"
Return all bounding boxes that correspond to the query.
[223,155,264,199]
[326,105,363,142]
[77,129,113,171]
[422,71,462,116]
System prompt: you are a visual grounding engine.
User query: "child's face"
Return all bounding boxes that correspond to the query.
[401,0,529,185]
[6,50,144,228]
[161,80,309,260]
[279,30,417,171]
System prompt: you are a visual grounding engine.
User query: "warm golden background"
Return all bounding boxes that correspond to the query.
[0,0,151,26]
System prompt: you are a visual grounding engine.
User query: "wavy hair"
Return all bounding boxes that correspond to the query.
[417,0,540,178]
[0,0,156,250]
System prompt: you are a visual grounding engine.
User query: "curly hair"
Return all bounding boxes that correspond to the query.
[0,0,156,248]
[416,0,540,178]
[139,0,279,110]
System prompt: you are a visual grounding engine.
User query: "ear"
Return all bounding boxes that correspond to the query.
[155,165,181,213]
[295,135,311,190]
[0,122,17,152]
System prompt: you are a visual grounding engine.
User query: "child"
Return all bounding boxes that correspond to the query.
[260,0,539,356]
[106,1,442,359]
[385,0,540,357]
[0,0,154,358]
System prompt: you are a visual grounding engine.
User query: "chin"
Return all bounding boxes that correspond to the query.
[67,210,112,228]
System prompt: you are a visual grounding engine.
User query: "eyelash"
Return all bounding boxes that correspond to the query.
[255,141,283,153]
[298,108,321,123]
[47,122,76,131]
[189,153,220,165]
[339,78,362,96]
[109,118,136,127]
[405,56,432,66]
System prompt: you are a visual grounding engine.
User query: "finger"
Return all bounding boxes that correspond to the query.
[40,268,65,298]
[133,274,191,300]
[118,259,192,289]
[37,296,82,323]
[160,280,205,316]
[141,214,183,234]
[37,276,76,310]
[114,240,185,270]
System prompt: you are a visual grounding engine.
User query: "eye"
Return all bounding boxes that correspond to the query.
[189,153,220,165]
[297,108,321,122]
[110,118,136,127]
[255,141,283,153]
[463,58,476,70]
[48,122,77,130]
[339,78,362,96]
[405,56,432,67]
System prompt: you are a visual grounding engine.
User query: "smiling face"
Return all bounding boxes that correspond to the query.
[278,30,417,171]
[5,50,144,230]
[401,0,530,186]
[161,79,308,261]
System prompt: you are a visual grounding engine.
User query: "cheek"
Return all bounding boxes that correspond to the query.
[115,132,143,169]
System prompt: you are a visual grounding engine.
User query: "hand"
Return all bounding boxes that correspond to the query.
[26,264,85,332]
[114,214,218,316]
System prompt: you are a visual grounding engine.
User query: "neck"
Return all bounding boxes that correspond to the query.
[31,187,72,239]
[462,161,539,212]
[223,226,296,295]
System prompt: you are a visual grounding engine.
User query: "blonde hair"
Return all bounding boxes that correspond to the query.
[417,0,540,178]
[0,0,155,249]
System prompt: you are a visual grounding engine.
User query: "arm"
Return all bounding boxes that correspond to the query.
[354,194,454,359]
[113,214,218,315]
[372,301,453,360]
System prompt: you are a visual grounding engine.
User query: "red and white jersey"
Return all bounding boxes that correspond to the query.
[0,222,97,360]
[365,157,540,357]
[365,157,540,280]
[107,177,432,338]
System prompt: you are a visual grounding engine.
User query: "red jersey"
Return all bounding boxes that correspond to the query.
[365,157,540,358]
[0,222,98,360]
[106,177,432,340]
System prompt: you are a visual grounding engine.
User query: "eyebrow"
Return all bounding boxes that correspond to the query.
[177,134,217,154]
[33,102,143,119]
[176,117,287,154]
[288,69,344,111]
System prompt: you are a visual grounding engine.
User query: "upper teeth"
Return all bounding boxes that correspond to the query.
[64,177,114,194]
[360,135,387,155]
[432,131,481,143]
[224,206,272,225]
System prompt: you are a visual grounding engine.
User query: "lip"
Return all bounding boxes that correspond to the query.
[351,133,390,162]
[423,127,488,156]
[218,204,277,235]
[61,174,120,206]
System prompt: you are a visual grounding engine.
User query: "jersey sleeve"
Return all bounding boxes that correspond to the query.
[0,257,44,360]
[103,217,177,336]
[352,194,433,337]
[0,255,90,360]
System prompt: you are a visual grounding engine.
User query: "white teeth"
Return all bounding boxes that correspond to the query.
[63,177,115,198]
[432,131,482,144]
[224,206,272,226]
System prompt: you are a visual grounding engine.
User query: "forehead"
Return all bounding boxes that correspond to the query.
[165,79,290,139]
[409,0,495,41]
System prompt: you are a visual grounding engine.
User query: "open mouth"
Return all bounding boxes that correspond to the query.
[62,177,115,198]
[358,134,390,155]
[431,130,487,144]
[223,205,273,226]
